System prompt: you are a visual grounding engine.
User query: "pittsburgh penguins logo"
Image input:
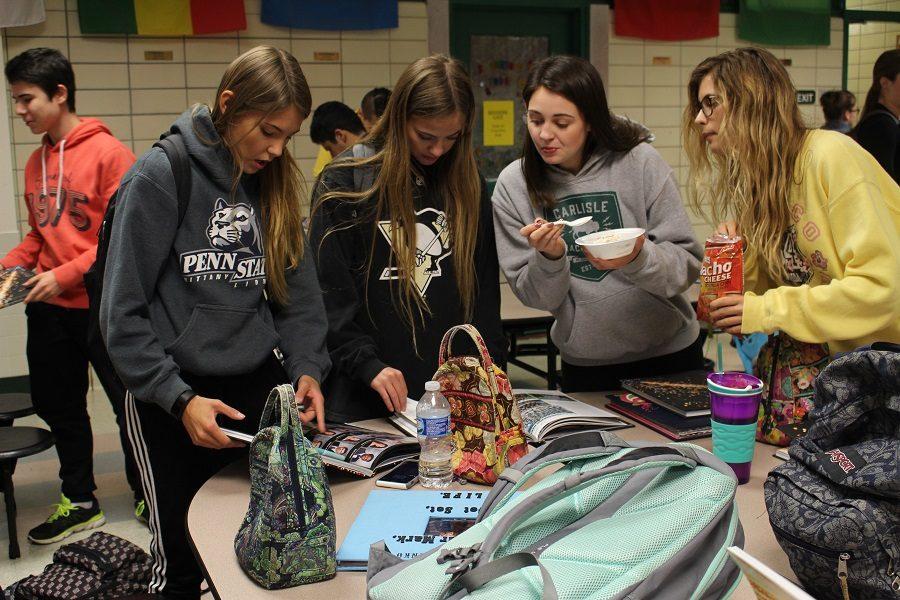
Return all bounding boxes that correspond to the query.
[377,207,451,298]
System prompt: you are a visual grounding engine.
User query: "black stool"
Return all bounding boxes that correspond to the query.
[0,393,34,426]
[1,426,55,559]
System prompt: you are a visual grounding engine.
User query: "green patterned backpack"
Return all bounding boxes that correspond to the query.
[234,384,336,589]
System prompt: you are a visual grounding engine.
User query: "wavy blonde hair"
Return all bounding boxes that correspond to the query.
[207,45,311,306]
[314,54,481,337]
[682,47,808,285]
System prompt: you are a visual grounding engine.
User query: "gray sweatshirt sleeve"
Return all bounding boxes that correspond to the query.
[271,237,331,387]
[491,168,571,312]
[619,148,702,298]
[100,151,192,413]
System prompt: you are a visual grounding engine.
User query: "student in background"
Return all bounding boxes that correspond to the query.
[359,86,392,132]
[819,90,857,133]
[1,47,140,544]
[684,48,900,352]
[492,55,703,393]
[853,49,900,184]
[310,100,366,159]
[101,46,330,599]
[309,55,505,422]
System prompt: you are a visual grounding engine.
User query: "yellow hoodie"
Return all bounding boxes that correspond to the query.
[742,129,900,353]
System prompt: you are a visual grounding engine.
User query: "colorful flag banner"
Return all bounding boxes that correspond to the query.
[262,0,398,31]
[738,0,831,46]
[78,0,246,36]
[2,0,46,29]
[615,0,719,41]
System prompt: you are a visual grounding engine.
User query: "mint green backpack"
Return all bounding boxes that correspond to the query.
[367,431,743,599]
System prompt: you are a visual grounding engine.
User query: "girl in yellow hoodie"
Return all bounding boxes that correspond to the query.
[682,47,899,353]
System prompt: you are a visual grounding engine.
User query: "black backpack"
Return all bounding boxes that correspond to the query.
[764,342,900,600]
[9,532,153,599]
[84,133,192,370]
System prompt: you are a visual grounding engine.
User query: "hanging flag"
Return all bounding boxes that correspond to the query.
[78,0,245,36]
[262,0,398,31]
[738,0,830,46]
[2,0,46,29]
[615,0,719,41]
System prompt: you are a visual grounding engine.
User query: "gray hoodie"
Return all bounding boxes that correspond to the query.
[100,106,330,413]
[492,143,702,366]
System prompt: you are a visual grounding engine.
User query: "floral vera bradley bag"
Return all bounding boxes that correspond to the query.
[234,384,336,588]
[432,324,528,484]
[754,333,830,446]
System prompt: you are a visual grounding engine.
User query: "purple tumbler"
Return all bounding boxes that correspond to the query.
[706,372,764,484]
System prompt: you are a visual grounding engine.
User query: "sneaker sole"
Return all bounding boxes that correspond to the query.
[28,513,106,545]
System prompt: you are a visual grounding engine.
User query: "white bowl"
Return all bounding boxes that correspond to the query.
[574,227,645,260]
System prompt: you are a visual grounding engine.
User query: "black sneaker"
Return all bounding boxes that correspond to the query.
[134,499,149,526]
[28,494,106,544]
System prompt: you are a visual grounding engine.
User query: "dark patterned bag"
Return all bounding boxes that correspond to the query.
[433,324,528,485]
[765,343,900,600]
[12,532,151,599]
[234,384,336,589]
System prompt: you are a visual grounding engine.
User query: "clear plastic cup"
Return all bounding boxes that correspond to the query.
[706,372,764,484]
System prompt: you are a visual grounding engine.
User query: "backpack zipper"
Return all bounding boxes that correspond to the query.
[837,552,850,600]
[889,558,900,592]
[284,431,308,528]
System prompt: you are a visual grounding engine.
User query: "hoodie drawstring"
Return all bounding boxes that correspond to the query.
[40,139,67,214]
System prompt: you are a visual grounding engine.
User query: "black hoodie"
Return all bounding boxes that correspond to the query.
[100,106,330,413]
[309,144,505,422]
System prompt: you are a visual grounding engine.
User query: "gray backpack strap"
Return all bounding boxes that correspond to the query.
[451,552,557,599]
[478,430,632,518]
[351,143,377,193]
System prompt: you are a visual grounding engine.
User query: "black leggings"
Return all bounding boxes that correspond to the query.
[561,332,705,392]
[125,355,289,599]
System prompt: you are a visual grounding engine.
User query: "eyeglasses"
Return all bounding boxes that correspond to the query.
[850,107,860,114]
[698,94,722,118]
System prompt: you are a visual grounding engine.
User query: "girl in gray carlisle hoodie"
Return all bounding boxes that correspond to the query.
[492,55,704,392]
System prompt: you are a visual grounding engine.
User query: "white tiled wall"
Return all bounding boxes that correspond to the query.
[0,0,427,378]
[846,0,900,105]
[606,12,846,243]
[3,0,428,230]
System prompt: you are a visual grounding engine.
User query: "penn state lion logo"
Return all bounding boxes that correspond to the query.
[206,198,261,255]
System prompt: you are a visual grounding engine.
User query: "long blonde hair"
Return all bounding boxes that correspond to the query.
[208,45,311,306]
[682,47,808,285]
[315,54,481,335]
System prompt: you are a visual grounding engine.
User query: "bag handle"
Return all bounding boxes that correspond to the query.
[446,552,558,599]
[438,324,494,370]
[259,384,303,432]
[762,332,783,437]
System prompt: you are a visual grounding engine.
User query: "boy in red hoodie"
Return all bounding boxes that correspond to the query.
[1,48,139,544]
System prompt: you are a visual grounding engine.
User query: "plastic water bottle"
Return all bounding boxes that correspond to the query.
[417,381,454,488]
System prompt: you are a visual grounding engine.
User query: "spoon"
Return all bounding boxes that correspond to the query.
[551,216,592,227]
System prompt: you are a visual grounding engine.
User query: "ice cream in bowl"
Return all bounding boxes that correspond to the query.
[574,227,645,260]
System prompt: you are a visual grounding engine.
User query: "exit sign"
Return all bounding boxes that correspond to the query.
[796,90,816,105]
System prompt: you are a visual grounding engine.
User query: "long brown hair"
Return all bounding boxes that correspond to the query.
[207,45,311,306]
[521,55,649,208]
[682,48,808,285]
[857,49,900,123]
[315,55,481,337]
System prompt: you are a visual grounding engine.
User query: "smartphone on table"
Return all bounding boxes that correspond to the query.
[375,460,419,489]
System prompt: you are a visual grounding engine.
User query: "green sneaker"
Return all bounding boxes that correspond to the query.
[134,499,149,526]
[27,495,105,545]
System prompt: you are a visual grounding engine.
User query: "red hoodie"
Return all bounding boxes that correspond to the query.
[0,118,135,308]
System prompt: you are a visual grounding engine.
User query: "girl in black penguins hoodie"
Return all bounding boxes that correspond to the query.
[100,47,330,599]
[309,55,505,423]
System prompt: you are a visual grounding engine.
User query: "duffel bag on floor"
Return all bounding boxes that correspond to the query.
[367,430,743,599]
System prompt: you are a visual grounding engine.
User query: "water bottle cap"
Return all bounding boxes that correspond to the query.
[424,381,440,392]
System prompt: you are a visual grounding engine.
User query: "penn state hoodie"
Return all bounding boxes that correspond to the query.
[492,143,702,366]
[100,106,330,413]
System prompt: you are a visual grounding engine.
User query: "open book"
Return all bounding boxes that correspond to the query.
[390,391,630,444]
[0,266,35,309]
[309,423,419,477]
[727,546,815,600]
[622,370,711,417]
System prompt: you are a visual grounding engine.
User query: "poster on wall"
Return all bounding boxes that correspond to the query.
[471,35,549,180]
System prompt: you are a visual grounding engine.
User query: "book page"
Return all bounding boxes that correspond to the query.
[513,389,625,441]
[727,546,815,600]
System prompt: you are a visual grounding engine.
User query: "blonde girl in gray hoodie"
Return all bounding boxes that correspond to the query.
[492,55,704,392]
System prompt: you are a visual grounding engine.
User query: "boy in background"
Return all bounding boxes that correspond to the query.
[1,48,140,544]
[819,90,858,133]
